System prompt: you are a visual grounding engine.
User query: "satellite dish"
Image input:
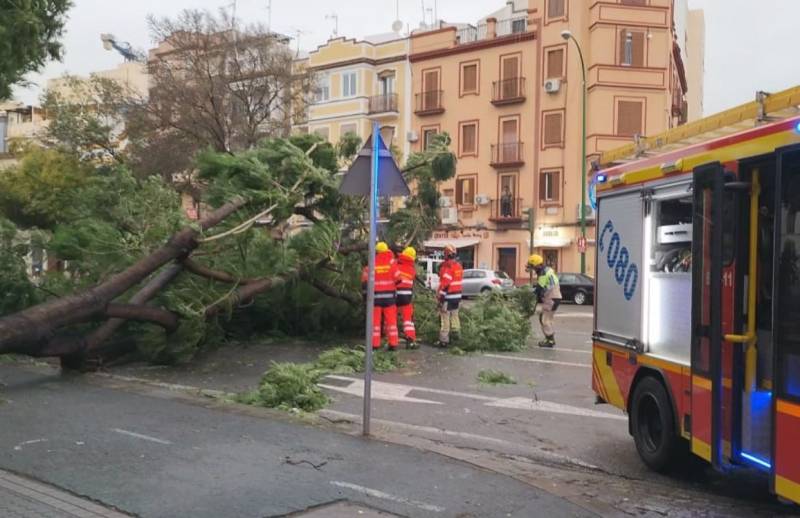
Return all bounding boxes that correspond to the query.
[392,19,403,33]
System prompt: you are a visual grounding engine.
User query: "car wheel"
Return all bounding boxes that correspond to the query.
[573,290,587,305]
[480,287,492,295]
[630,376,680,472]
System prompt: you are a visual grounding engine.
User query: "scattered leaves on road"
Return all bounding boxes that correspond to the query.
[477,369,517,385]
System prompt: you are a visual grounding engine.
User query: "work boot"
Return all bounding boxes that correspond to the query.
[435,340,449,349]
[406,339,419,350]
[388,346,399,353]
[538,335,555,348]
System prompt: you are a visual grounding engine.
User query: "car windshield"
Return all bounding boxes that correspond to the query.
[494,271,509,279]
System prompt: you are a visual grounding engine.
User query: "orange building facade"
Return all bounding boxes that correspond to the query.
[412,0,703,280]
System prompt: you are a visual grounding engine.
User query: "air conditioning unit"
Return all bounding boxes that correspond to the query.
[475,194,490,206]
[440,207,458,225]
[438,196,453,208]
[576,203,597,221]
[544,78,561,94]
[407,130,419,143]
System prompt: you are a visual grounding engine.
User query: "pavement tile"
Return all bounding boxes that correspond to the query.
[0,469,130,518]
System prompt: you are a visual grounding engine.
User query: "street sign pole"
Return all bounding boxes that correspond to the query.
[363,121,380,436]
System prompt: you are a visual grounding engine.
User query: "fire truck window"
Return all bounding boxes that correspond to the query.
[777,158,800,399]
[652,197,693,273]
[722,191,738,266]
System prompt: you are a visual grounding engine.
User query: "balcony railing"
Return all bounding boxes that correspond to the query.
[492,77,526,105]
[368,93,399,115]
[415,90,445,115]
[456,23,488,45]
[490,197,523,223]
[490,142,524,168]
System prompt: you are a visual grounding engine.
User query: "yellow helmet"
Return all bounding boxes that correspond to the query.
[527,254,544,267]
[401,246,417,261]
[376,241,390,253]
[443,244,457,258]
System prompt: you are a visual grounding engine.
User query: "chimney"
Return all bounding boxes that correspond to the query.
[486,17,498,39]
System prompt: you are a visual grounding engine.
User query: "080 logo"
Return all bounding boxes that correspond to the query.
[598,220,639,301]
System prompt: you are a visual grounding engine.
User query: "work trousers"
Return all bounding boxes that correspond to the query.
[398,304,416,341]
[439,306,461,344]
[538,299,560,337]
[373,305,399,348]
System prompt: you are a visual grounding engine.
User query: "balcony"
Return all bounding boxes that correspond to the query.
[490,197,523,223]
[492,77,526,106]
[490,142,524,168]
[415,90,444,116]
[368,93,399,115]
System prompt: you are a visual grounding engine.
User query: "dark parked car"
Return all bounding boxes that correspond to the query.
[558,273,594,305]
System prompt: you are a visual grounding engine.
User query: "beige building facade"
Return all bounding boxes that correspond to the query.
[411,0,703,281]
[296,33,413,160]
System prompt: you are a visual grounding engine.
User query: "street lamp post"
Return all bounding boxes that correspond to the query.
[561,30,588,275]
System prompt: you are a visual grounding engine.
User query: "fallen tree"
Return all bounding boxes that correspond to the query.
[0,133,456,365]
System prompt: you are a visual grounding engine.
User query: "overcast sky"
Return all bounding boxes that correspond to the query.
[12,0,800,116]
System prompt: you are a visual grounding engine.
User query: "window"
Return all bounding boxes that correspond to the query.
[543,111,564,147]
[543,250,559,269]
[619,30,645,67]
[423,127,439,150]
[546,48,565,79]
[539,170,561,204]
[616,100,643,137]
[559,274,576,284]
[499,174,517,218]
[460,62,479,95]
[621,0,647,5]
[340,123,357,137]
[456,176,476,206]
[460,121,478,156]
[315,74,330,103]
[379,72,395,95]
[342,71,357,97]
[511,18,527,34]
[547,0,565,19]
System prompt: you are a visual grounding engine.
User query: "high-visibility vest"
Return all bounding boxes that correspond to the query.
[361,251,400,306]
[396,255,416,306]
[438,259,463,301]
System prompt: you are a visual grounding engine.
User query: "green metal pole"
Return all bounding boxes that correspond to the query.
[528,208,535,284]
[570,35,588,275]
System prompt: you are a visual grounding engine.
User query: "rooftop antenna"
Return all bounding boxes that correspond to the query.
[291,27,309,57]
[420,0,426,27]
[434,0,438,26]
[426,8,434,27]
[266,0,272,33]
[325,13,339,38]
[392,0,402,33]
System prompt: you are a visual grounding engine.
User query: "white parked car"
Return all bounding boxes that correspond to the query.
[461,269,515,297]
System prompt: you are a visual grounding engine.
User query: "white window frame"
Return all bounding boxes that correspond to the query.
[315,73,330,103]
[342,71,358,98]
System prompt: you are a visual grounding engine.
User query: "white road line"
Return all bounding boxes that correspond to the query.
[321,410,599,470]
[13,439,47,451]
[325,375,496,402]
[319,379,443,405]
[556,312,593,318]
[330,480,445,513]
[533,347,591,354]
[484,354,590,368]
[111,428,172,445]
[486,397,627,421]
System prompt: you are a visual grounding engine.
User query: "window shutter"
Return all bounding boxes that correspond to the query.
[622,0,647,5]
[547,49,564,79]
[632,32,645,67]
[456,179,464,205]
[547,0,564,18]
[466,179,475,204]
[619,29,628,64]
[552,171,561,201]
[463,64,478,93]
[502,56,519,81]
[617,101,643,137]
[461,123,477,154]
[543,112,563,146]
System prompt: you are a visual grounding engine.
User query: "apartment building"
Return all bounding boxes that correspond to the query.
[296,32,412,160]
[411,0,703,280]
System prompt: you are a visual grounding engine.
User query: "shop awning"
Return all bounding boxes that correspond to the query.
[534,237,572,248]
[423,237,481,249]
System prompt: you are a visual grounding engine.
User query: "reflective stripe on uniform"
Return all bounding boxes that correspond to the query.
[397,290,413,296]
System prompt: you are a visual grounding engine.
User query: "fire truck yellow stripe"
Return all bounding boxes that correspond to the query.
[593,348,625,409]
[637,354,683,374]
[692,376,712,391]
[692,437,712,462]
[777,400,800,419]
[776,476,800,505]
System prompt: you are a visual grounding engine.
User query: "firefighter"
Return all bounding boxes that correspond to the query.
[362,242,401,350]
[526,254,562,348]
[436,244,463,348]
[396,246,419,349]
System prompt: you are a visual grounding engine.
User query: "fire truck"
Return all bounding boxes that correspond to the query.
[592,86,800,504]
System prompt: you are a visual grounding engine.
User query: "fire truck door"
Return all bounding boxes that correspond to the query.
[772,144,800,505]
[691,162,725,468]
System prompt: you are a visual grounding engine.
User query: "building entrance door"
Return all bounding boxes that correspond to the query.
[497,247,517,281]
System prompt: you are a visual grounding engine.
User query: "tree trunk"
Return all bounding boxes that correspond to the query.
[0,198,248,357]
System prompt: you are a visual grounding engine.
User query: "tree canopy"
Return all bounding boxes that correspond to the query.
[0,0,72,100]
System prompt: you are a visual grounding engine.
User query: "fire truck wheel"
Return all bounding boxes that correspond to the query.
[631,376,679,472]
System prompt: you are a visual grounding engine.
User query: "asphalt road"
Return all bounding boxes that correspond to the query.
[0,364,592,518]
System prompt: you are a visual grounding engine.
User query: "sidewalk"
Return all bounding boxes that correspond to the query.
[0,469,130,518]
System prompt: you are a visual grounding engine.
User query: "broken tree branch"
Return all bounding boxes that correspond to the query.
[105,304,179,332]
